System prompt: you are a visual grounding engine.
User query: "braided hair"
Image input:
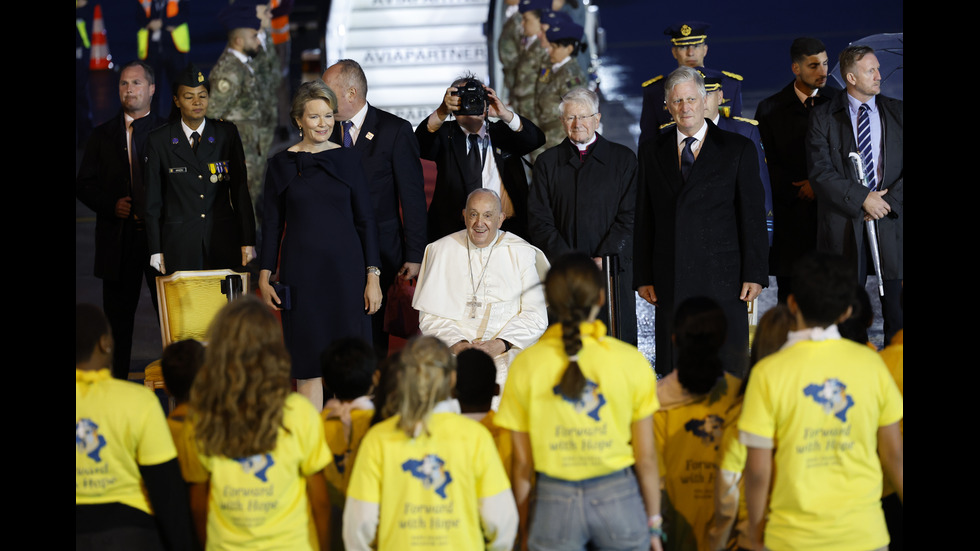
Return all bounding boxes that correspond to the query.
[545,254,604,399]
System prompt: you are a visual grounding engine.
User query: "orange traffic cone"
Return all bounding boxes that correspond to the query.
[89,4,112,70]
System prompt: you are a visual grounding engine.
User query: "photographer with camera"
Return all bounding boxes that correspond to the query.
[416,73,545,242]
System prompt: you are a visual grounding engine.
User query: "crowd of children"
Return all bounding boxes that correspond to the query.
[76,250,902,551]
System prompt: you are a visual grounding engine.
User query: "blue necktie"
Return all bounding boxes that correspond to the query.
[857,104,877,191]
[342,120,354,148]
[681,136,696,182]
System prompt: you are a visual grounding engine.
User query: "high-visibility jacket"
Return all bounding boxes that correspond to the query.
[137,0,190,60]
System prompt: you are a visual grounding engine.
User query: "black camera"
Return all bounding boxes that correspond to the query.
[451,79,487,116]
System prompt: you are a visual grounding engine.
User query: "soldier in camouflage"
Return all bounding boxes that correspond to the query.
[498,0,523,102]
[511,0,551,119]
[534,11,586,155]
[208,2,280,226]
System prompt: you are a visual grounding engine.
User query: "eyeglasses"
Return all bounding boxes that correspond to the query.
[563,113,597,123]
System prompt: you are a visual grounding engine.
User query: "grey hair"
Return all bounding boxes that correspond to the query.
[559,87,599,116]
[664,66,706,100]
[466,188,502,212]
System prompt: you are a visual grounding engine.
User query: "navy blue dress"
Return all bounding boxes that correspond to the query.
[260,148,380,379]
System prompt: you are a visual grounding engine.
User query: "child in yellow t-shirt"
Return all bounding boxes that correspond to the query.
[320,337,378,550]
[655,296,742,551]
[184,297,331,551]
[161,339,205,482]
[739,253,903,551]
[455,348,512,480]
[344,336,518,551]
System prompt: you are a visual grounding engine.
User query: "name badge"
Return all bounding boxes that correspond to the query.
[168,167,188,173]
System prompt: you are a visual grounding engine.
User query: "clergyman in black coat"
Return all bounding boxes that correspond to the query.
[528,87,638,345]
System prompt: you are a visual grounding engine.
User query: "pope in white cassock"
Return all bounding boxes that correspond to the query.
[413,189,549,396]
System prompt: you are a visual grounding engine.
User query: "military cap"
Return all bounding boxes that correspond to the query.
[544,11,583,42]
[664,21,710,47]
[519,0,552,13]
[218,0,261,32]
[173,63,209,93]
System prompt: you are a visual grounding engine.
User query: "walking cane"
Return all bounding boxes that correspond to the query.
[602,254,620,338]
[848,152,885,297]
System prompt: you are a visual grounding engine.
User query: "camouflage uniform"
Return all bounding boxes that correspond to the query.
[498,11,523,101]
[251,33,281,184]
[534,58,586,151]
[511,37,549,120]
[207,37,279,224]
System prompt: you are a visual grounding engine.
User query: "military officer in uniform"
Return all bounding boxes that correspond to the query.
[208,1,279,225]
[145,65,256,274]
[638,21,744,145]
[534,11,586,153]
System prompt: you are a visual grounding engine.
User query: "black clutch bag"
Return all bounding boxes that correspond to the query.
[271,282,292,311]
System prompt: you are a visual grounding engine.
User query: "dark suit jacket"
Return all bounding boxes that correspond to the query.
[757,81,838,275]
[528,134,638,344]
[76,111,161,280]
[144,118,256,272]
[416,114,545,241]
[807,92,903,280]
[634,120,768,373]
[330,104,427,279]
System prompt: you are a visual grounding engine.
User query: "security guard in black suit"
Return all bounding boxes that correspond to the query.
[76,60,163,380]
[145,65,256,275]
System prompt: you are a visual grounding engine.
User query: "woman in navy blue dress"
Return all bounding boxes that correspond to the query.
[259,81,382,410]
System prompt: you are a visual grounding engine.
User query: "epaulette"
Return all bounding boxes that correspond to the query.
[733,116,758,125]
[721,70,743,81]
[642,75,664,87]
[659,121,676,130]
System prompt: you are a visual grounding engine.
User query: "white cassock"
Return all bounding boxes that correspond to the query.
[413,229,549,402]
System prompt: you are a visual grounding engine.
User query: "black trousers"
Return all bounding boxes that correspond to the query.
[103,219,160,379]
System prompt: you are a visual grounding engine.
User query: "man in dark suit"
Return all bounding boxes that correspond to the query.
[807,45,902,343]
[322,59,428,357]
[145,65,256,275]
[77,60,163,380]
[416,73,545,242]
[757,37,839,302]
[634,66,768,376]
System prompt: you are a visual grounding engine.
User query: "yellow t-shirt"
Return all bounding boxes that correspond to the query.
[346,412,511,550]
[321,407,374,498]
[878,329,903,497]
[76,368,177,515]
[495,321,659,480]
[186,393,331,551]
[480,410,513,480]
[655,372,742,551]
[738,338,903,551]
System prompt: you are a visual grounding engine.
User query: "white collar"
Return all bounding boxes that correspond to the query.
[346,101,369,128]
[782,324,842,350]
[228,47,250,65]
[181,117,205,141]
[460,119,489,140]
[552,56,572,71]
[675,118,708,146]
[572,132,597,151]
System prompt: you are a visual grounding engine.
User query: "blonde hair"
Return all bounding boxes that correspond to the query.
[390,336,455,437]
[289,80,338,130]
[190,296,292,458]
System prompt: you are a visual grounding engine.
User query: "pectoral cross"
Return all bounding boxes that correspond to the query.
[466,296,482,319]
